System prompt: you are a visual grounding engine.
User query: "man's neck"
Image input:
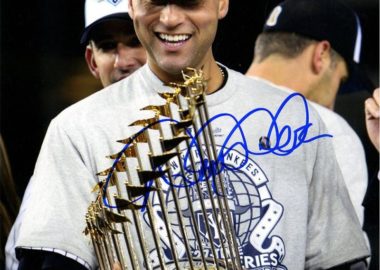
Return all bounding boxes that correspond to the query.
[246,56,310,95]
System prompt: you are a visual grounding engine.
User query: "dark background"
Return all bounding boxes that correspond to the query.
[1,0,378,206]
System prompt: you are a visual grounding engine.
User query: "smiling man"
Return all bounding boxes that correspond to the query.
[130,0,227,90]
[11,0,369,269]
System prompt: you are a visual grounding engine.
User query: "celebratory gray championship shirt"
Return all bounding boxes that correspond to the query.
[16,65,369,269]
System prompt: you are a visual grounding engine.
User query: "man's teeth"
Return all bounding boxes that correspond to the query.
[159,33,190,42]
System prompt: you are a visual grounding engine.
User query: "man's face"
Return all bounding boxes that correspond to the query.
[129,0,228,80]
[86,20,147,87]
[312,57,348,109]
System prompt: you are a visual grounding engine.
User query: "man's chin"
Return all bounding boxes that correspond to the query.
[162,63,196,76]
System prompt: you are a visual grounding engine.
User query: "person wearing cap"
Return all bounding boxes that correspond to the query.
[246,0,369,244]
[8,0,369,269]
[81,0,146,87]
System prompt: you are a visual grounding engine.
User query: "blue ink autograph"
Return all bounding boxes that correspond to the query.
[102,93,332,209]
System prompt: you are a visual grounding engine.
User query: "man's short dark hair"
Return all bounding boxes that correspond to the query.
[254,32,342,67]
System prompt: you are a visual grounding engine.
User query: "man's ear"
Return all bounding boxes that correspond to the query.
[312,40,331,74]
[128,0,134,19]
[218,0,229,19]
[85,45,100,79]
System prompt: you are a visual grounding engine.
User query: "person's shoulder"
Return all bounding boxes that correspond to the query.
[226,68,259,87]
[233,72,327,132]
[51,69,142,128]
[234,71,310,109]
[234,71,295,98]
[55,81,120,120]
[51,65,161,134]
[310,102,358,135]
[60,67,147,114]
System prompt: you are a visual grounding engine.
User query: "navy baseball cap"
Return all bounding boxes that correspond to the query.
[263,0,373,92]
[81,0,132,45]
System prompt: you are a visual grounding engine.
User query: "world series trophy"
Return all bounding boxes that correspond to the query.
[84,68,244,270]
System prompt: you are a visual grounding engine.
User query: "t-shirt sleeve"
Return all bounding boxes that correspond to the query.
[15,118,99,269]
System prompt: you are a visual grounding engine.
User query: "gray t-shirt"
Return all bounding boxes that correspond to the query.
[14,65,369,269]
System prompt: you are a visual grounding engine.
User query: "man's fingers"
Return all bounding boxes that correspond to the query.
[372,87,380,103]
[365,97,380,119]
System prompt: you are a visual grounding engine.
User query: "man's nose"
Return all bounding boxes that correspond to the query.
[113,44,137,68]
[159,4,184,28]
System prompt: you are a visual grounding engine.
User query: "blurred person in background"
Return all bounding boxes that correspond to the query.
[246,0,368,233]
[81,0,147,87]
